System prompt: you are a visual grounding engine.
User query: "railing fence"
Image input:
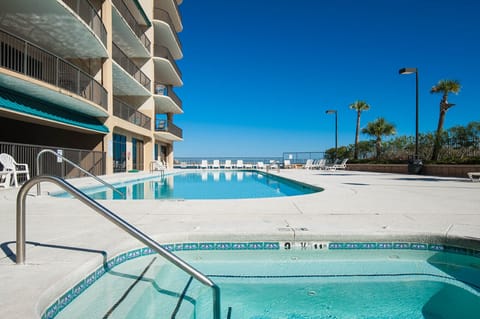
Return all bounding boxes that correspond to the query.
[282,152,325,164]
[0,142,106,182]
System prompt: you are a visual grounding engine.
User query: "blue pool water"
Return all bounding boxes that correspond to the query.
[51,245,480,319]
[57,171,321,200]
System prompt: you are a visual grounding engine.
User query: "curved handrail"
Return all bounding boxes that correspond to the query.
[16,175,221,319]
[36,149,124,199]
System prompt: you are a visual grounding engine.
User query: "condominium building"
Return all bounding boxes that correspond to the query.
[0,0,183,176]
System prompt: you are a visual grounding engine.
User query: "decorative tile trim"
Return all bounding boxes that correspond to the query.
[41,240,479,319]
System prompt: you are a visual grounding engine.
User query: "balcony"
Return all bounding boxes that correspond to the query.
[153,45,182,86]
[62,0,107,48]
[154,83,183,114]
[155,119,183,141]
[153,7,182,56]
[112,0,151,57]
[113,98,151,130]
[0,0,107,58]
[112,42,151,94]
[0,29,108,117]
[154,0,182,31]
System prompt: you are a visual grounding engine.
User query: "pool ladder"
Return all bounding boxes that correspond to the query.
[36,149,125,199]
[16,175,221,319]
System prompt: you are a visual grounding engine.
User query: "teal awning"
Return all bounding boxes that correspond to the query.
[0,88,108,133]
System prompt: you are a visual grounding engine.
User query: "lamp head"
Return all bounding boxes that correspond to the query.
[325,110,337,114]
[399,67,418,75]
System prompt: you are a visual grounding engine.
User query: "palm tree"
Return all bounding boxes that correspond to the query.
[430,79,461,161]
[361,118,396,159]
[349,100,370,160]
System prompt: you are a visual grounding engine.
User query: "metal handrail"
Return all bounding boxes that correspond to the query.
[16,175,221,319]
[36,149,124,199]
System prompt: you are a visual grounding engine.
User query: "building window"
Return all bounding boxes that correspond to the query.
[132,138,144,171]
[113,133,126,173]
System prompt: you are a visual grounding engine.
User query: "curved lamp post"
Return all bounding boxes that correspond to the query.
[325,109,338,160]
[398,67,419,159]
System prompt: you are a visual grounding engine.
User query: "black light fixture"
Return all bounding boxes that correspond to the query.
[325,110,338,160]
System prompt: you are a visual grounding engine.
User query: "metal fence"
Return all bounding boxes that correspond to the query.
[282,152,325,164]
[0,142,106,183]
[112,42,151,90]
[62,0,107,47]
[112,0,151,52]
[113,98,151,129]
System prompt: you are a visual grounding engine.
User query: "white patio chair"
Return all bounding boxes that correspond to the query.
[331,158,348,170]
[224,160,233,169]
[235,160,244,169]
[0,171,12,189]
[200,160,209,169]
[313,159,327,170]
[283,160,293,169]
[304,159,314,169]
[467,172,480,182]
[0,153,30,187]
[256,161,265,170]
[212,160,220,169]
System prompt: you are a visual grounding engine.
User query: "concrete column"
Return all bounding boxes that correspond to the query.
[101,0,114,175]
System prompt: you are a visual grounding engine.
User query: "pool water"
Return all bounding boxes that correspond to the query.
[52,248,480,319]
[58,171,321,200]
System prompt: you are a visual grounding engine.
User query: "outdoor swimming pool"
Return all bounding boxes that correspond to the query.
[55,170,321,200]
[46,242,480,319]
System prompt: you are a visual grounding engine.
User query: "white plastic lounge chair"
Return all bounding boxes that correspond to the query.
[304,159,314,169]
[0,153,30,187]
[224,160,232,169]
[268,160,279,169]
[331,158,348,170]
[283,160,293,169]
[200,160,209,169]
[244,162,253,169]
[314,159,327,170]
[256,161,265,170]
[212,160,220,169]
[467,172,480,182]
[235,160,244,169]
[0,171,12,189]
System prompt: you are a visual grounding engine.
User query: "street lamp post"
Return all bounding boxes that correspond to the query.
[399,67,422,174]
[398,67,419,159]
[325,110,338,160]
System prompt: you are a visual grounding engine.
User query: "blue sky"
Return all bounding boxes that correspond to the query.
[174,0,479,157]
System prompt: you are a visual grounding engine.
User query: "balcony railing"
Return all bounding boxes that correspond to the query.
[153,45,182,78]
[112,42,151,90]
[112,0,151,52]
[153,8,183,49]
[0,29,108,109]
[113,98,151,130]
[62,0,107,48]
[155,119,183,139]
[154,83,183,110]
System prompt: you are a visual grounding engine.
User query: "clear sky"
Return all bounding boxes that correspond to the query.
[174,0,479,157]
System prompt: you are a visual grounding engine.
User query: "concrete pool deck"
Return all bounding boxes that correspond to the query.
[0,169,479,318]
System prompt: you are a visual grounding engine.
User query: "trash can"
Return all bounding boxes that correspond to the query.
[408,156,423,174]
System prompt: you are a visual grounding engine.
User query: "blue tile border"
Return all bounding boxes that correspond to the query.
[41,240,480,319]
